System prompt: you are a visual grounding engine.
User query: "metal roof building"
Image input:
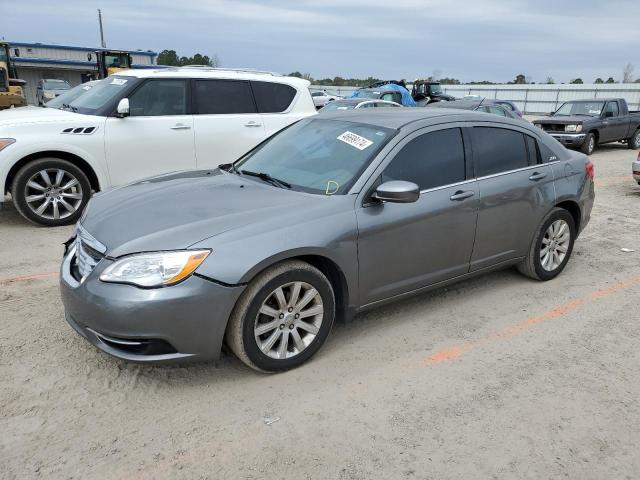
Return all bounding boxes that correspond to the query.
[9,42,157,104]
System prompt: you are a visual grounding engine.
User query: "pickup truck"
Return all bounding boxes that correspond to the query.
[533,98,640,155]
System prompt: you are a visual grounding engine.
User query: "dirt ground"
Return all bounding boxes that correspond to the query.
[1,143,639,480]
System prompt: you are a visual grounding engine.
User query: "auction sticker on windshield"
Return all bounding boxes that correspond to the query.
[110,78,128,85]
[337,131,373,150]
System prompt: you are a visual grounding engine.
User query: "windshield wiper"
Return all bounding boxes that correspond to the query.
[62,103,78,112]
[239,170,291,189]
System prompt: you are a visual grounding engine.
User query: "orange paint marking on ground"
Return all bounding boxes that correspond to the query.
[424,275,640,366]
[0,271,58,284]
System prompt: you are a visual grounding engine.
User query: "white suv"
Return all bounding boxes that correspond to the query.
[0,67,316,226]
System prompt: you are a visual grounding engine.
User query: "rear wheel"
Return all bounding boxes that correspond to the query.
[627,129,640,149]
[580,133,596,155]
[11,158,91,227]
[517,208,576,281]
[225,260,335,372]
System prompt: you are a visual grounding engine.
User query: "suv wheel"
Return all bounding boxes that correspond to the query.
[11,158,91,227]
[628,129,640,149]
[580,133,596,155]
[225,260,335,372]
[517,208,576,281]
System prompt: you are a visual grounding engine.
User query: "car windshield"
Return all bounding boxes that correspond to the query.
[429,84,443,95]
[234,118,395,195]
[43,80,70,90]
[47,81,100,109]
[554,101,604,116]
[68,76,136,114]
[0,48,7,62]
[356,90,379,99]
[320,101,357,111]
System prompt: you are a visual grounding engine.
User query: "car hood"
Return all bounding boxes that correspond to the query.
[81,170,344,257]
[534,116,591,125]
[0,106,92,127]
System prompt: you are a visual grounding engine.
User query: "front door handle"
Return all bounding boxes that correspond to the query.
[449,190,475,201]
[244,121,262,128]
[171,123,191,130]
[528,171,547,181]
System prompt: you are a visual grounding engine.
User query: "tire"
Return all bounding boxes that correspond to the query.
[225,260,335,372]
[627,129,640,149]
[517,208,576,281]
[580,132,596,155]
[11,157,92,227]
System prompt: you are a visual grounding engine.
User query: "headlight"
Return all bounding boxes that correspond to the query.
[100,250,210,287]
[0,138,15,152]
[44,92,55,99]
[565,124,582,133]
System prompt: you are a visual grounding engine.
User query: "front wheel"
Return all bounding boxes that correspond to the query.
[627,129,640,149]
[225,260,335,372]
[517,208,576,281]
[11,158,92,227]
[580,133,596,155]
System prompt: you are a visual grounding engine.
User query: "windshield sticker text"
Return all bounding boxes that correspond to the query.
[325,181,340,195]
[337,131,373,151]
[110,78,127,85]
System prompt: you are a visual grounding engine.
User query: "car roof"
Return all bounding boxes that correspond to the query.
[115,67,311,88]
[318,107,522,129]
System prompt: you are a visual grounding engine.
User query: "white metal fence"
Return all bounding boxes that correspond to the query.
[310,84,640,114]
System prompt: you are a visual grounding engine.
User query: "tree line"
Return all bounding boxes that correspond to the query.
[157,49,220,67]
[289,63,640,86]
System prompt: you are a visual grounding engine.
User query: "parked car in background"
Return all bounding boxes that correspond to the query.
[493,100,523,118]
[532,98,640,155]
[311,90,340,108]
[633,151,640,185]
[428,98,521,119]
[45,80,101,110]
[60,109,594,372]
[36,79,71,106]
[0,67,316,226]
[319,98,401,111]
[411,80,455,104]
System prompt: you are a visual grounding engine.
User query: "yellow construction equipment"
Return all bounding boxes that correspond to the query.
[95,50,132,79]
[0,42,27,109]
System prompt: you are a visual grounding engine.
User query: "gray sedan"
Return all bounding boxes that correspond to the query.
[60,109,595,372]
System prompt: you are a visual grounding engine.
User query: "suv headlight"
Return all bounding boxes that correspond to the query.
[0,138,16,152]
[565,124,582,133]
[100,250,210,287]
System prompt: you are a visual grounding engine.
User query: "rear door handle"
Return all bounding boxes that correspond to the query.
[171,123,191,130]
[449,190,475,201]
[244,121,262,128]
[528,171,547,181]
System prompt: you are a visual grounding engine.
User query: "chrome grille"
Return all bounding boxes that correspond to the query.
[74,238,103,280]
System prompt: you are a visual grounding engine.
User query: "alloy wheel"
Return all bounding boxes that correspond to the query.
[254,281,324,359]
[24,168,83,221]
[540,219,571,271]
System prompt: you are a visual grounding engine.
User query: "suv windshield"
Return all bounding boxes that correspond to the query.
[428,84,443,95]
[234,118,395,195]
[43,80,70,89]
[47,81,100,109]
[554,101,604,116]
[68,76,137,115]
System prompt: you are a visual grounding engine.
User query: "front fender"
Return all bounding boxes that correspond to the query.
[189,207,360,307]
[0,129,109,196]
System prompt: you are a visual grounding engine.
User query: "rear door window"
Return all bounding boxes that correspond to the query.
[524,135,540,165]
[251,81,297,113]
[382,128,466,190]
[128,79,187,116]
[471,127,528,176]
[194,79,256,114]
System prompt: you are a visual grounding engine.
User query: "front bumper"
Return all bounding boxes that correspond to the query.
[633,159,640,184]
[60,243,245,363]
[548,132,586,147]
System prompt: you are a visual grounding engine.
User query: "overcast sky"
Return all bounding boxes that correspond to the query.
[2,0,638,83]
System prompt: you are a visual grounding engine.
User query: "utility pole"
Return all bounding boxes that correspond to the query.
[98,9,106,48]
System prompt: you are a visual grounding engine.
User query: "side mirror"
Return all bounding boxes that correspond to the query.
[372,180,420,203]
[116,98,130,117]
